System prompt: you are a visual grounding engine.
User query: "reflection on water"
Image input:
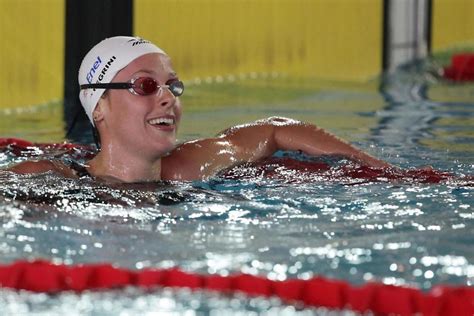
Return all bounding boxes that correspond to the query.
[378,60,474,167]
[0,287,328,315]
[0,68,473,313]
[0,166,472,285]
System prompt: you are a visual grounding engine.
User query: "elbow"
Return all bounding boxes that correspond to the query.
[260,116,303,127]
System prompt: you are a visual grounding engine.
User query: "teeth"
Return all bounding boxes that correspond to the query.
[148,117,174,125]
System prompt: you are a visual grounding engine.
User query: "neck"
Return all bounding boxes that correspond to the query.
[87,143,162,183]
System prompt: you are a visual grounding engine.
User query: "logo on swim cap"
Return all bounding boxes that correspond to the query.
[128,38,151,46]
[78,36,166,125]
[86,56,102,84]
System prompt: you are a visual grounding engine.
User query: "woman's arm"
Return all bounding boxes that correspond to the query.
[219,117,390,167]
[6,160,75,177]
[163,117,391,180]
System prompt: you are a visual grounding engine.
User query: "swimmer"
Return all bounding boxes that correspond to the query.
[8,36,391,182]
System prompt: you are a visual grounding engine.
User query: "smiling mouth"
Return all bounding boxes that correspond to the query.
[147,117,175,127]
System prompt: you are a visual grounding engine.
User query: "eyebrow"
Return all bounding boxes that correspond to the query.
[135,70,178,78]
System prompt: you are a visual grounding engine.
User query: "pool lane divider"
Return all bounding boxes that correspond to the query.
[0,260,472,315]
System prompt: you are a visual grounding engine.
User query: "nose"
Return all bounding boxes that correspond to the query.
[157,86,176,107]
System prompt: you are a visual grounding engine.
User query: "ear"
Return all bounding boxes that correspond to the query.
[92,99,107,124]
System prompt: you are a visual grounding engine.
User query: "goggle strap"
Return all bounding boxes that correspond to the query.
[80,83,131,90]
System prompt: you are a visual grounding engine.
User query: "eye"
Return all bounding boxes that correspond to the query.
[166,79,184,97]
[140,77,159,95]
[133,77,158,95]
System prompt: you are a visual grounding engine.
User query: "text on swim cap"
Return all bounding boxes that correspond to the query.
[86,57,102,84]
[85,55,117,85]
[96,56,117,83]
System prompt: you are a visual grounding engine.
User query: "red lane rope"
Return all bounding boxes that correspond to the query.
[222,157,466,184]
[0,260,473,315]
[0,138,96,160]
[443,53,474,82]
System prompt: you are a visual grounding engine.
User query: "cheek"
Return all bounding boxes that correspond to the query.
[175,101,183,124]
[108,93,144,121]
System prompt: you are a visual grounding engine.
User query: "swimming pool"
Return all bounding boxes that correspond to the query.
[0,63,473,314]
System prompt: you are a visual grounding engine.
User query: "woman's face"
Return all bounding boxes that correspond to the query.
[97,53,183,159]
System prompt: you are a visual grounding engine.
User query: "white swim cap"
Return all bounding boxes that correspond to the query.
[78,36,166,124]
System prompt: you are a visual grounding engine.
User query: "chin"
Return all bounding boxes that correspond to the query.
[152,141,176,156]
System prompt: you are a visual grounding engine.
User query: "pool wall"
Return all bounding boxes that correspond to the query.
[0,0,473,111]
[134,0,382,82]
[432,0,474,51]
[0,0,64,110]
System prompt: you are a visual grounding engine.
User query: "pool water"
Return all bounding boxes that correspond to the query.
[0,63,473,314]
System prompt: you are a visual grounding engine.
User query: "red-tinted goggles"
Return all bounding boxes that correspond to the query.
[80,77,184,97]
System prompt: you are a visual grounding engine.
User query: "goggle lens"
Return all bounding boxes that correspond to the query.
[131,77,184,97]
[169,80,184,96]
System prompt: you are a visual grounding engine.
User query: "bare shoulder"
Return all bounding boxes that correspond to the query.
[161,139,228,180]
[161,117,304,181]
[7,160,75,177]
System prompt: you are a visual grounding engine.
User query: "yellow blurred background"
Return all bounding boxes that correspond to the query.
[0,0,473,110]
